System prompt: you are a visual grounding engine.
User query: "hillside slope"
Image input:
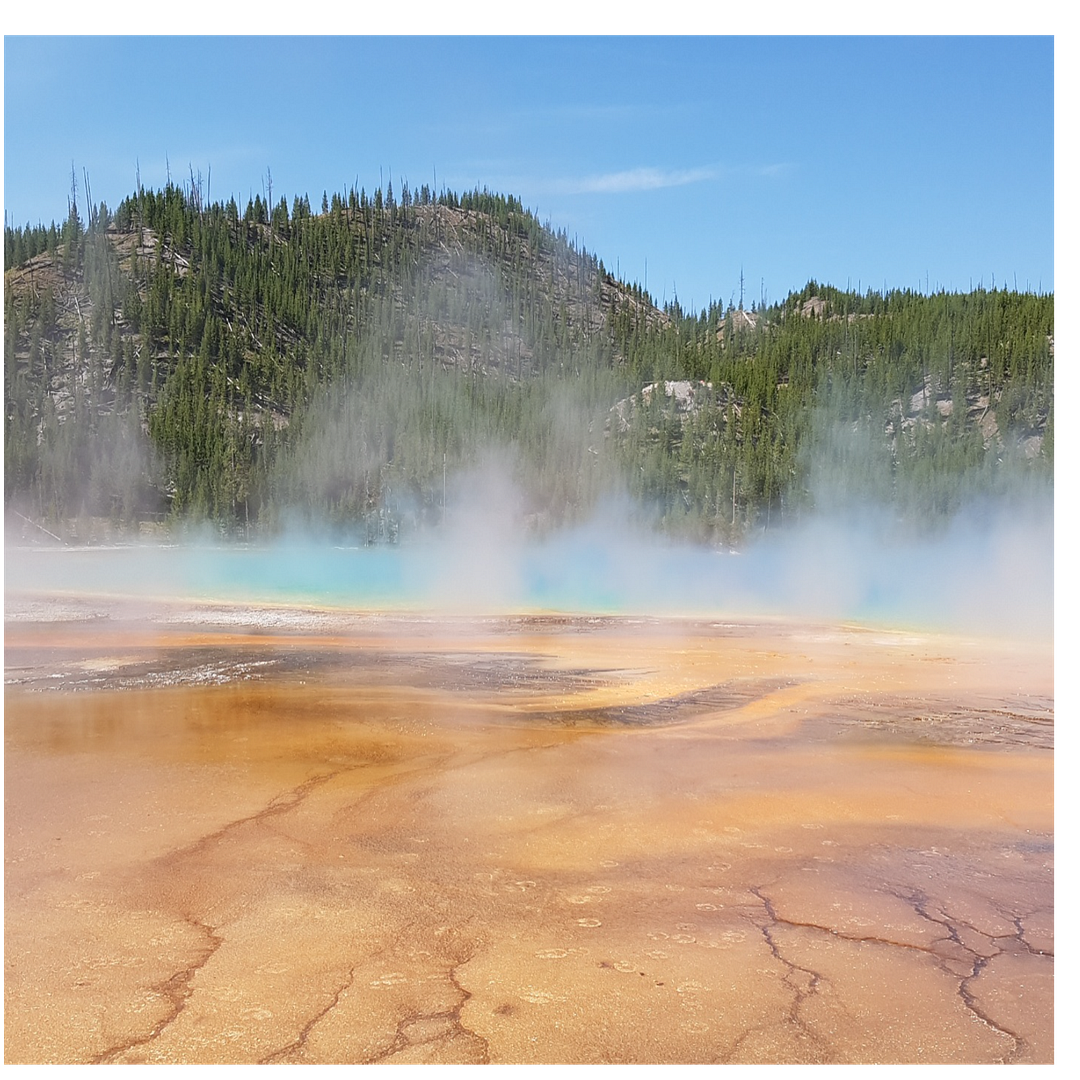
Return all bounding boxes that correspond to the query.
[4,185,1053,544]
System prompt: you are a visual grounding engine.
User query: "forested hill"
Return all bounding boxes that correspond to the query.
[4,181,1054,545]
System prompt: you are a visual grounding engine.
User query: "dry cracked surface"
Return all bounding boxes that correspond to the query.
[4,609,1053,1063]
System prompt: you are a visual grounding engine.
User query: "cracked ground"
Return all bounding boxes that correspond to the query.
[4,608,1053,1063]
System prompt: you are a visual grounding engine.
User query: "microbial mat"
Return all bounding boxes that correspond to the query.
[3,585,1052,1064]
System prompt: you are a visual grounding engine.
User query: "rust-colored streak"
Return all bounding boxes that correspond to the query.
[90,917,223,1064]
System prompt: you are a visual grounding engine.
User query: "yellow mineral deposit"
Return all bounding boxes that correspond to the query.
[4,606,1052,1064]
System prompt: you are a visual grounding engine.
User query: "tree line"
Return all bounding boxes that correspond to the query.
[4,180,1053,544]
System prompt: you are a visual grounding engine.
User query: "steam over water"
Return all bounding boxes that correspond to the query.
[4,477,1053,1064]
[6,485,1053,637]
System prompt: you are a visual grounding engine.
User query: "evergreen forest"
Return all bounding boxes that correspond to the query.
[4,177,1054,546]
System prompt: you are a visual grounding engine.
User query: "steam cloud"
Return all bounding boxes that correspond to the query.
[5,456,1053,641]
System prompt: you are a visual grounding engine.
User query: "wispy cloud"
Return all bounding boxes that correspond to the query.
[544,161,794,196]
[756,162,795,178]
[557,166,721,195]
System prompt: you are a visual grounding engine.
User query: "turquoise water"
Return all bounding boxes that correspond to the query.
[3,510,1053,639]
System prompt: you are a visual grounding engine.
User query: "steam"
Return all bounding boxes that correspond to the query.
[4,239,1052,643]
[5,455,1053,642]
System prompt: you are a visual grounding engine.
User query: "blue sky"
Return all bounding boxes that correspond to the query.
[3,35,1055,312]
